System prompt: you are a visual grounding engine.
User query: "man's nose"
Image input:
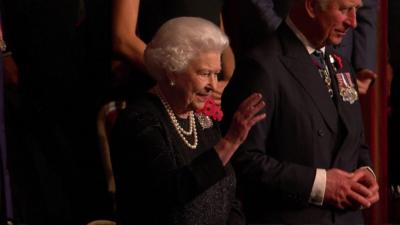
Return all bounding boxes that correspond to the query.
[346,8,358,28]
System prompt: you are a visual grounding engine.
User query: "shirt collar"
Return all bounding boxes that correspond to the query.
[285,16,325,55]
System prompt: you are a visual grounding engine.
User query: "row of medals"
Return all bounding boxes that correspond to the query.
[318,55,358,104]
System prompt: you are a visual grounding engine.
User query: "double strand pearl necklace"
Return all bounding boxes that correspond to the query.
[155,87,198,149]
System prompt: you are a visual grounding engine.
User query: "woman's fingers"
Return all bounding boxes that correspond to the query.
[248,98,266,118]
[226,93,267,145]
[238,93,262,111]
[239,93,265,120]
[248,113,267,127]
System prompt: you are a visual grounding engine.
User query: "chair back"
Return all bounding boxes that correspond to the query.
[97,101,126,210]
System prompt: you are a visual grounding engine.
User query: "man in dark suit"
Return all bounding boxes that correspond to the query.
[230,0,377,94]
[221,0,379,224]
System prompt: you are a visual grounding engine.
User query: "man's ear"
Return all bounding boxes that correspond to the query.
[305,0,318,18]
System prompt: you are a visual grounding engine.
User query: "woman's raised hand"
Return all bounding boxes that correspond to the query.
[215,93,266,165]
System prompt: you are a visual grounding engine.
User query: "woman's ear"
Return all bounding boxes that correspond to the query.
[165,71,177,87]
[305,0,318,18]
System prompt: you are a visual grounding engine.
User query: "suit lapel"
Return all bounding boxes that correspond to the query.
[325,48,350,131]
[325,48,360,165]
[277,24,338,133]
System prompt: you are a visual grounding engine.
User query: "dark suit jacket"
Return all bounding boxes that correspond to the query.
[221,23,372,225]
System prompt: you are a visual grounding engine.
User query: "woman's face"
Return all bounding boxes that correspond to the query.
[171,51,221,112]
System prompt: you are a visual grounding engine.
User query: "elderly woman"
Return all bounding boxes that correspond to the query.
[112,0,235,104]
[110,17,266,225]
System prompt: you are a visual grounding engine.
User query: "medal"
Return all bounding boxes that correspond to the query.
[318,68,334,98]
[336,72,358,104]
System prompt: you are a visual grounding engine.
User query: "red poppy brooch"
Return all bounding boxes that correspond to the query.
[196,98,224,129]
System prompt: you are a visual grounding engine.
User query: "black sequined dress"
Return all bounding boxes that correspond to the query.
[111,93,244,225]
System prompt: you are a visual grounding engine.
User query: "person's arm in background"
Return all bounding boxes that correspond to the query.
[0,22,18,88]
[214,14,235,105]
[251,0,283,33]
[2,54,18,88]
[0,15,18,223]
[352,0,378,94]
[112,0,147,73]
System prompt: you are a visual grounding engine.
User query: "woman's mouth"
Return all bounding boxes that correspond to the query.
[196,93,211,102]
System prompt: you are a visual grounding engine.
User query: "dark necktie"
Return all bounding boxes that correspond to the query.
[311,50,325,69]
[311,50,334,98]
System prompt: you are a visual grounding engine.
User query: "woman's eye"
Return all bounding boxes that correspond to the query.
[199,71,212,76]
[198,70,220,78]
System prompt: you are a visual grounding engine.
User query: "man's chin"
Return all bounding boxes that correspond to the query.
[329,37,344,46]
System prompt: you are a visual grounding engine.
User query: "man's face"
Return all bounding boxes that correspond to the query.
[314,0,362,46]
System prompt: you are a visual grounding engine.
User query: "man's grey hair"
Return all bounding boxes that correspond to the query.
[291,0,332,11]
[318,0,331,10]
[318,0,363,11]
[144,17,229,80]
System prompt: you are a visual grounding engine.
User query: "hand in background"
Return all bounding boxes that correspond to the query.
[356,69,378,94]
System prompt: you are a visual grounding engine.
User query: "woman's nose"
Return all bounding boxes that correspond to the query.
[209,74,218,90]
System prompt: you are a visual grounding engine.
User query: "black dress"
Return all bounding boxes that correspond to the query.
[110,93,244,225]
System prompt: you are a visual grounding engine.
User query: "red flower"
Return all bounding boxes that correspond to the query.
[332,53,343,70]
[197,98,224,121]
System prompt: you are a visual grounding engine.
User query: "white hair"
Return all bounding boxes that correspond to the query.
[292,0,332,11]
[144,17,229,81]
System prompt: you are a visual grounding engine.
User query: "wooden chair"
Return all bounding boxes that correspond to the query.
[96,101,126,212]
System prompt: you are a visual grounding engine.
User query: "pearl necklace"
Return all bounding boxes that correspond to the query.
[155,87,198,149]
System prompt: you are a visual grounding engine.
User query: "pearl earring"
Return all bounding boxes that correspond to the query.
[170,80,175,87]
